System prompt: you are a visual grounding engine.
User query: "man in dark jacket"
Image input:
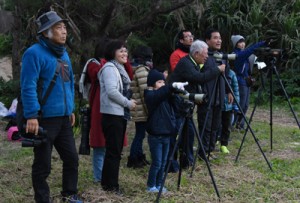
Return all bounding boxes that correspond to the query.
[169,39,224,167]
[197,28,233,160]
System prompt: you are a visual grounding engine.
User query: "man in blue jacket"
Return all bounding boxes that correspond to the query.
[20,10,81,202]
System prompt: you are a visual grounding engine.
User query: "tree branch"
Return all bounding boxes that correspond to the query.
[114,0,195,37]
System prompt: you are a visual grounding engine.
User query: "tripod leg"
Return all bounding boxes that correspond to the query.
[270,65,274,151]
[273,66,300,128]
[221,74,273,171]
[190,118,220,199]
[155,117,185,203]
[235,84,263,162]
[196,76,219,160]
[235,68,269,162]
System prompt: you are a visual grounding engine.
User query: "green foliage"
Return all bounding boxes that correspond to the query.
[0,34,12,56]
[0,78,19,107]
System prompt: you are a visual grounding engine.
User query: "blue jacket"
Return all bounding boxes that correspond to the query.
[233,41,265,86]
[21,41,74,119]
[144,85,176,136]
[223,70,240,111]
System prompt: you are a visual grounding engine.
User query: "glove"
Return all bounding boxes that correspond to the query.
[172,82,188,90]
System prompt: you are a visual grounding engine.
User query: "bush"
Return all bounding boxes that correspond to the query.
[0,34,12,56]
[0,78,19,107]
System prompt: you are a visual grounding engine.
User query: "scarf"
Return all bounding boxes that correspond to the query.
[111,59,132,120]
[110,60,131,90]
[38,35,66,57]
[176,41,190,53]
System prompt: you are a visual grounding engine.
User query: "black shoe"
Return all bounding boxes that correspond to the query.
[113,188,124,196]
[127,156,145,168]
[62,194,83,203]
[103,186,124,196]
[139,154,150,165]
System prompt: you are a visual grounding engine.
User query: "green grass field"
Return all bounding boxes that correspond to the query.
[0,109,299,202]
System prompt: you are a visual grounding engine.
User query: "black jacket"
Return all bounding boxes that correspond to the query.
[168,55,221,94]
[144,85,177,136]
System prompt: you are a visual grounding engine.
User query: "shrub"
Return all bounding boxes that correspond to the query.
[0,34,12,56]
[0,78,19,107]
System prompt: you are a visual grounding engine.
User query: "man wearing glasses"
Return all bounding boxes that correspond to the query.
[169,30,194,72]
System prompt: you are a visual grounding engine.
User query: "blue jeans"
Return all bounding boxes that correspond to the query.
[147,135,170,188]
[92,147,106,182]
[237,85,250,128]
[129,121,146,158]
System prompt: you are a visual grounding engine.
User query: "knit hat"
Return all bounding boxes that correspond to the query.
[36,11,68,34]
[147,69,165,87]
[231,35,245,48]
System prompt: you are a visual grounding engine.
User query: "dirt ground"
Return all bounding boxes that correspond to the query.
[0,56,12,81]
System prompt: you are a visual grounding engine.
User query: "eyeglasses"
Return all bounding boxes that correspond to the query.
[184,35,194,39]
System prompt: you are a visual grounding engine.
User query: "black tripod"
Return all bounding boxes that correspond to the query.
[235,56,300,161]
[192,71,273,172]
[155,102,220,203]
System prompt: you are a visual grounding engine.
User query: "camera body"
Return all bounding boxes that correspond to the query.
[21,125,47,147]
[254,47,282,58]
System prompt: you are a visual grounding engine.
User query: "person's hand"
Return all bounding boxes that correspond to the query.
[26,118,39,135]
[265,38,274,46]
[218,64,225,72]
[70,113,75,126]
[172,82,188,90]
[228,93,234,104]
[130,99,137,110]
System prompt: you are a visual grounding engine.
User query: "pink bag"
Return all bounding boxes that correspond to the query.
[7,126,21,141]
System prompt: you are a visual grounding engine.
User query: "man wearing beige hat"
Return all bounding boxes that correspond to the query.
[20,10,82,202]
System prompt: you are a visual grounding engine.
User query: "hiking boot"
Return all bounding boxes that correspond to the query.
[62,194,83,203]
[220,145,230,154]
[127,156,144,168]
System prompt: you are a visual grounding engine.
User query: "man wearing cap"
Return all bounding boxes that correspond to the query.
[20,10,81,202]
[231,35,266,130]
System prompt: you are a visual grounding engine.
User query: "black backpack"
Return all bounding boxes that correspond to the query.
[16,59,62,133]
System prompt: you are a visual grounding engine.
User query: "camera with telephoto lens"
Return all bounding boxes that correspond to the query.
[174,88,207,104]
[21,125,47,147]
[254,47,282,57]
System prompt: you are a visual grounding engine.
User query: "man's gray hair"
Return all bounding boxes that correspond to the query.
[190,40,208,55]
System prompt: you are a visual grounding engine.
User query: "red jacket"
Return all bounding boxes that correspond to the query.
[169,48,188,72]
[88,59,106,147]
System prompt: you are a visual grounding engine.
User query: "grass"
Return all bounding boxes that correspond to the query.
[0,108,300,202]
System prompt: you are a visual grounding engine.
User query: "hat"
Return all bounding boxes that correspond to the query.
[147,69,165,87]
[36,11,68,34]
[231,35,245,48]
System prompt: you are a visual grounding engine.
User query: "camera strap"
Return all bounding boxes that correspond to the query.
[40,59,62,105]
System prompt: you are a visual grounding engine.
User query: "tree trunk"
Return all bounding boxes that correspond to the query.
[11,5,23,80]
